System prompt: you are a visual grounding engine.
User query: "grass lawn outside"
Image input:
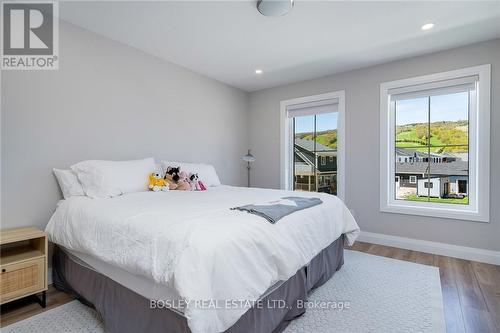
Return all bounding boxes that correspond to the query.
[395,121,469,153]
[405,194,469,205]
[298,130,338,149]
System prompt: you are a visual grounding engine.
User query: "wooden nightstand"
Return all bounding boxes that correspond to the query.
[0,227,48,308]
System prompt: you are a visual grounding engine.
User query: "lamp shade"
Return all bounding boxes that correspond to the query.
[242,149,256,162]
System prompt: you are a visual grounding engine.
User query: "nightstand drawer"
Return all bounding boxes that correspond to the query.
[0,258,45,303]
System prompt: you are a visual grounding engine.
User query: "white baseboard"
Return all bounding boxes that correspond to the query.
[357,231,500,265]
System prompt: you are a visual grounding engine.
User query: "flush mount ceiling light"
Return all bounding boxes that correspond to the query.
[255,69,263,74]
[421,23,435,31]
[257,0,294,17]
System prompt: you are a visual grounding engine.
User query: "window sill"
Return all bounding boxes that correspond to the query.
[380,201,489,223]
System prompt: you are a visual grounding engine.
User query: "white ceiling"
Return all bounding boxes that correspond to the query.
[60,1,500,92]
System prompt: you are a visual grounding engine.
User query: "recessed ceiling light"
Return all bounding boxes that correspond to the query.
[421,23,434,31]
[255,69,263,74]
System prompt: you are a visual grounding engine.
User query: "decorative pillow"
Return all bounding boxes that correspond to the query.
[161,161,221,187]
[71,158,156,198]
[53,169,85,199]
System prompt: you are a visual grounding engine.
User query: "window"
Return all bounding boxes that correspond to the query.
[291,104,337,194]
[458,180,467,194]
[280,91,345,199]
[380,65,490,222]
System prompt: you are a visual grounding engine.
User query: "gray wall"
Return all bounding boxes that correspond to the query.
[248,39,499,252]
[1,21,498,253]
[1,21,249,230]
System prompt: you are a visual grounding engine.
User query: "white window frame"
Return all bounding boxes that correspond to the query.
[280,91,345,200]
[321,156,326,166]
[409,175,417,184]
[380,65,490,222]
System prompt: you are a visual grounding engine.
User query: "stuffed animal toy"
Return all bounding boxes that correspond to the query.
[189,173,207,191]
[149,172,169,192]
[164,166,191,191]
[179,170,190,186]
[188,173,199,191]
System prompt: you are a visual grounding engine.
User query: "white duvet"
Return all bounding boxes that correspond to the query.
[46,185,359,333]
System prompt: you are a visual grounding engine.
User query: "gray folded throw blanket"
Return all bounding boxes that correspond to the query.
[231,196,323,224]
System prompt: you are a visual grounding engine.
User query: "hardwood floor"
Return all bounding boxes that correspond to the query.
[0,285,74,328]
[348,241,500,333]
[1,242,499,332]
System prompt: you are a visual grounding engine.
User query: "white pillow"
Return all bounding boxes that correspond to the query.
[161,161,221,187]
[155,163,164,174]
[72,158,156,198]
[53,169,85,199]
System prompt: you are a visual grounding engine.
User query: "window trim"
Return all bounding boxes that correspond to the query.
[280,90,345,200]
[409,175,417,184]
[380,65,490,222]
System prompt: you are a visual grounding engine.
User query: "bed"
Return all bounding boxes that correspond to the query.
[46,185,360,333]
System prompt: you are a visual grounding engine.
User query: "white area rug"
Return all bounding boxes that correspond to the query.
[2,250,445,333]
[284,250,445,333]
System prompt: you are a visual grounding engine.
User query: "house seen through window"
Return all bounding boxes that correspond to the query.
[395,90,469,205]
[293,112,338,194]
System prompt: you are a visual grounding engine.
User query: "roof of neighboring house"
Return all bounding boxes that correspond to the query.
[295,149,317,169]
[395,148,449,159]
[445,152,469,161]
[295,138,335,152]
[396,161,469,176]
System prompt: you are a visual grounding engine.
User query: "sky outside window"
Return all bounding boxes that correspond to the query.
[396,92,468,126]
[295,112,338,133]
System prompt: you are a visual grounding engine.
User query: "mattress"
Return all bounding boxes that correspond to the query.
[46,185,360,333]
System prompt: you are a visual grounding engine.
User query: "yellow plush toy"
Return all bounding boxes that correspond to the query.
[148,172,169,192]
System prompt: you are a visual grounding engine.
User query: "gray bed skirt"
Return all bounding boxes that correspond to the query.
[53,234,345,333]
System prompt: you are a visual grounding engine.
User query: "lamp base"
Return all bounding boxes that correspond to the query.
[247,163,251,187]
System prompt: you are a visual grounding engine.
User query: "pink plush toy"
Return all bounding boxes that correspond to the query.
[198,180,207,191]
[179,170,191,190]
